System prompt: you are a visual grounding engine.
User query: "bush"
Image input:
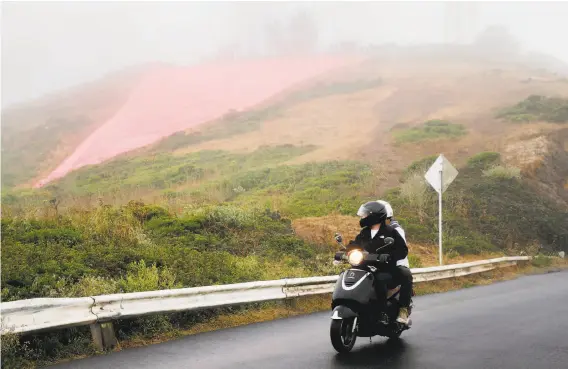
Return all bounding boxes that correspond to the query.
[62,276,120,297]
[467,152,501,169]
[119,260,181,293]
[482,165,521,180]
[531,255,553,268]
[399,173,433,223]
[204,205,257,229]
[1,333,33,369]
[117,315,174,339]
[284,78,383,104]
[497,95,568,123]
[1,201,336,301]
[401,155,438,182]
[392,120,467,144]
[0,327,95,369]
[444,234,497,255]
[408,254,423,268]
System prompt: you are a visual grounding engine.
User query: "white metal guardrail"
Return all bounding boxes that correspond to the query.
[1,256,530,336]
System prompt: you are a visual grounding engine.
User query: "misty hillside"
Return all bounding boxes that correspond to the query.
[3,48,568,199]
[3,47,567,225]
[3,48,568,190]
[2,46,568,305]
[2,55,364,189]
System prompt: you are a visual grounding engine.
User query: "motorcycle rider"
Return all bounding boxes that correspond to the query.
[377,200,413,323]
[346,200,413,325]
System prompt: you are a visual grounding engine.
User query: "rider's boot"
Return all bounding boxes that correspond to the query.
[396,307,410,325]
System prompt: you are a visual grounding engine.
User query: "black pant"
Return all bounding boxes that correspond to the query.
[391,266,413,308]
[373,266,413,308]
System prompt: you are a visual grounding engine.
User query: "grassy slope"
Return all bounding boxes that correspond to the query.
[4,55,568,291]
[3,149,567,302]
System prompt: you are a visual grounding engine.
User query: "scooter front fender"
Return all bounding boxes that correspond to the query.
[331,305,358,320]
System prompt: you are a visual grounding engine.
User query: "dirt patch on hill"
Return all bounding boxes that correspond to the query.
[503,125,568,207]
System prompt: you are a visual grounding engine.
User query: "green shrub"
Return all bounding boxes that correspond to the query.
[284,78,383,104]
[0,327,95,368]
[401,155,438,181]
[408,255,423,268]
[444,234,497,255]
[204,205,258,229]
[444,249,460,260]
[1,333,33,369]
[399,174,431,206]
[120,315,174,339]
[61,276,120,297]
[497,95,568,123]
[392,120,467,144]
[531,255,553,268]
[482,165,521,180]
[119,260,181,293]
[467,152,501,169]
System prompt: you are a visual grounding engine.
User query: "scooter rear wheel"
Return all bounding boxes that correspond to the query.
[330,318,357,353]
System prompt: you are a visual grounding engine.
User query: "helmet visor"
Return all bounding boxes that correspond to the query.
[356,204,371,218]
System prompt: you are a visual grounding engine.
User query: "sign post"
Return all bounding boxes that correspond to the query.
[438,162,443,266]
[425,154,458,266]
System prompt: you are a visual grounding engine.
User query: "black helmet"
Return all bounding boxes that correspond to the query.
[357,201,388,228]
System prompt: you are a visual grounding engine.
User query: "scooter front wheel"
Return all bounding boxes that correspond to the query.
[330,318,357,353]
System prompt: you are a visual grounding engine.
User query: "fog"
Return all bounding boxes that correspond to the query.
[2,1,568,108]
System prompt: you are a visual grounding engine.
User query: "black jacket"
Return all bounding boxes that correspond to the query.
[346,223,408,263]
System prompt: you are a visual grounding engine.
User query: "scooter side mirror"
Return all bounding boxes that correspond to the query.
[376,237,395,253]
[334,233,346,250]
[334,233,343,244]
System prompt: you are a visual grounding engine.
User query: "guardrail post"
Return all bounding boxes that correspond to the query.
[285,297,298,311]
[90,322,117,351]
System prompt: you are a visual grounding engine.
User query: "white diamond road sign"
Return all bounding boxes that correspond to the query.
[424,154,459,266]
[425,154,459,194]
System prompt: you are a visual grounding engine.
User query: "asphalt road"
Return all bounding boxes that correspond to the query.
[54,270,568,369]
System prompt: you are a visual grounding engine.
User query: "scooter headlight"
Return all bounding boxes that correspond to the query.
[347,249,364,266]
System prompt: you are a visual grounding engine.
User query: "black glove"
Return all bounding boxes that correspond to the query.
[378,254,390,263]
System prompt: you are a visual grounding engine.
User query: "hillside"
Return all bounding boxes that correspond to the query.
[4,52,568,192]
[2,55,362,189]
[169,58,568,170]
[3,50,568,301]
[3,49,568,367]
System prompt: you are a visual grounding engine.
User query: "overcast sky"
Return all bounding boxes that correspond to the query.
[2,1,568,108]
